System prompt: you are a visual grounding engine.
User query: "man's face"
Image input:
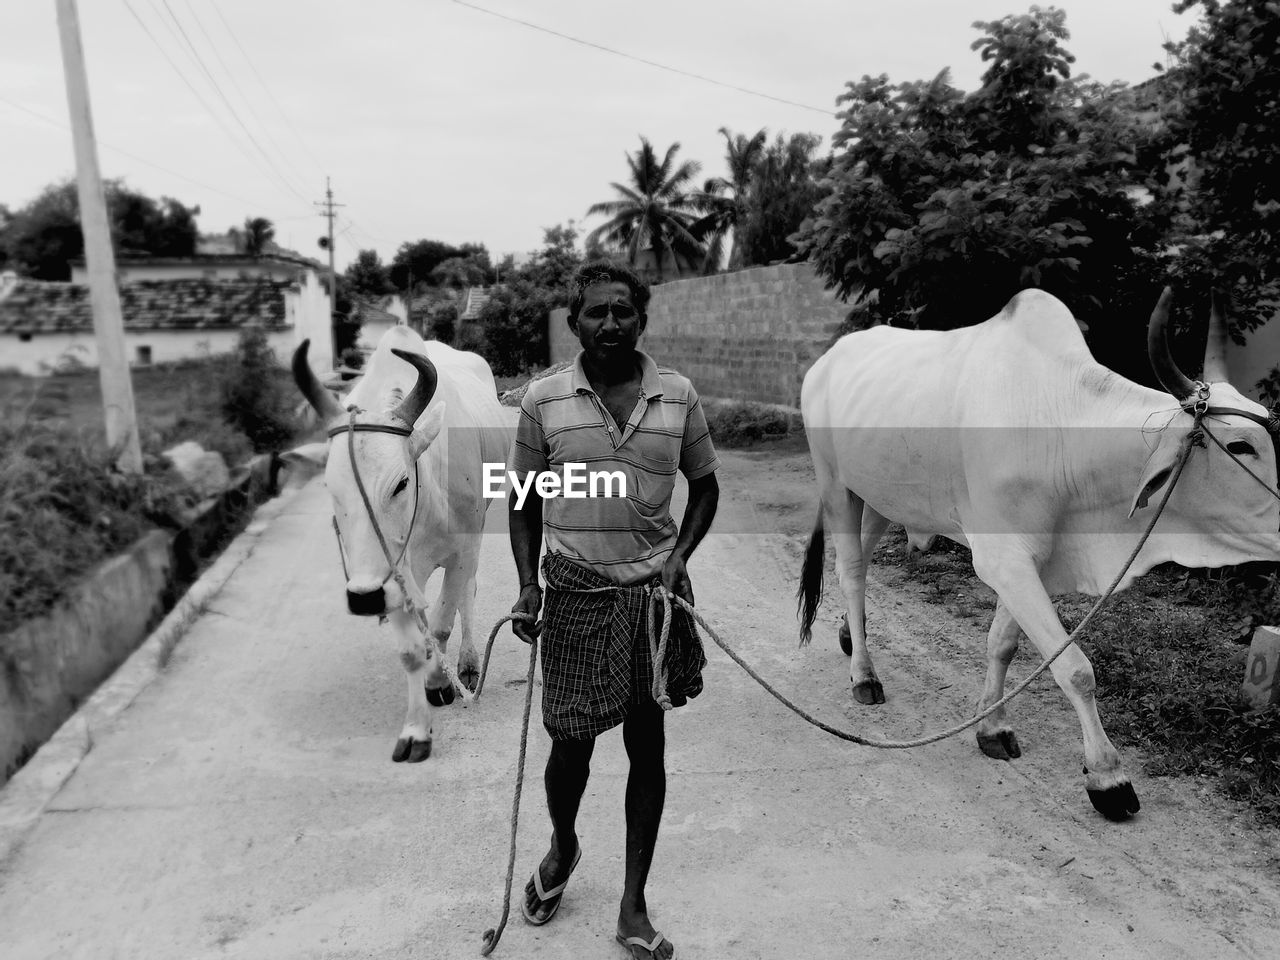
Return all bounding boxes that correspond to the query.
[571,281,645,364]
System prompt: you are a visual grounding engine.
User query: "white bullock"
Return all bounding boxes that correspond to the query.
[798,289,1280,819]
[290,327,510,762]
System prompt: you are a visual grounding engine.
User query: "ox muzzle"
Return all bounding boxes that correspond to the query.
[346,585,386,617]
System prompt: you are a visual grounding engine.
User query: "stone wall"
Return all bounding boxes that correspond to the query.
[548,263,850,408]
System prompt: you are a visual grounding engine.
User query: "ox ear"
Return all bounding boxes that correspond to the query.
[279,442,329,490]
[408,402,447,460]
[1127,446,1179,518]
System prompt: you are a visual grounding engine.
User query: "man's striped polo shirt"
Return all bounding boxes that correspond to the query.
[510,350,720,585]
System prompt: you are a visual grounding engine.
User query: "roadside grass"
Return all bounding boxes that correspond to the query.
[872,526,1280,825]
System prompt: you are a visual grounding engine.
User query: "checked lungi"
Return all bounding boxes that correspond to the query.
[539,553,706,741]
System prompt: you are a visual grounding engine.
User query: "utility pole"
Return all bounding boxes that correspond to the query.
[56,0,142,473]
[314,177,344,367]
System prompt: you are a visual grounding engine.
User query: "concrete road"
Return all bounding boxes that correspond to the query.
[2,447,1280,959]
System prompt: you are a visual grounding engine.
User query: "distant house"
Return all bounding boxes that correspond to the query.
[0,268,333,376]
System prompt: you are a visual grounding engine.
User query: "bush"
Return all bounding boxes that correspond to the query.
[0,420,195,626]
[702,399,798,447]
[217,328,299,453]
[476,280,553,376]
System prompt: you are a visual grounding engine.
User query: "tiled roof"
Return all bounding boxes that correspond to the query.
[0,277,291,335]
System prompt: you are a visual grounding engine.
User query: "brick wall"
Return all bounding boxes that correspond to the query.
[548,263,851,409]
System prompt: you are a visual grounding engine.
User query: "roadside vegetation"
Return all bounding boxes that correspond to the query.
[0,329,306,628]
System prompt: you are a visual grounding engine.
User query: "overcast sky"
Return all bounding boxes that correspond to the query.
[2,0,1193,271]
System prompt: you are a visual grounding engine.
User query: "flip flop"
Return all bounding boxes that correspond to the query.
[521,845,582,926]
[615,929,673,959]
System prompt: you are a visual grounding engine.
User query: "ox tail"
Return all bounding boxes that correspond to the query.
[797,507,825,647]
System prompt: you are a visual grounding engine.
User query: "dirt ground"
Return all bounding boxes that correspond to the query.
[3,432,1280,959]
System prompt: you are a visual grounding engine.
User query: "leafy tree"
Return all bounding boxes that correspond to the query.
[1,179,199,281]
[794,5,1167,361]
[474,278,554,375]
[519,222,583,296]
[344,248,392,299]
[585,137,706,283]
[430,256,487,289]
[739,132,828,267]
[388,238,491,292]
[692,127,768,272]
[1164,0,1280,335]
[242,216,275,256]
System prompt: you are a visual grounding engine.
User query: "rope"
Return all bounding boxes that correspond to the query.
[477,612,537,958]
[641,424,1203,750]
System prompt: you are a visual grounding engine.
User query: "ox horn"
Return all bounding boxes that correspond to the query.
[1147,286,1197,400]
[1202,289,1230,382]
[389,348,439,427]
[291,339,344,421]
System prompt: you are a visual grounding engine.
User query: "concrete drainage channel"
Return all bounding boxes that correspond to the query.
[0,453,292,861]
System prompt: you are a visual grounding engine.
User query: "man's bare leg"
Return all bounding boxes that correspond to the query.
[617,701,674,959]
[524,737,594,922]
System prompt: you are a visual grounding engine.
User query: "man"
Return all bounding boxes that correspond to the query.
[508,260,720,960]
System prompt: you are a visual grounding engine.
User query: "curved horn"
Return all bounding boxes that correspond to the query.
[291,339,344,420]
[390,348,439,426]
[1202,289,1230,382]
[1147,286,1197,400]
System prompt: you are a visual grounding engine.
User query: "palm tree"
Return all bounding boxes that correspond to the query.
[690,127,767,273]
[242,216,275,256]
[584,137,705,283]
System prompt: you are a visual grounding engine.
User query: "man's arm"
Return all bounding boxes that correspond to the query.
[508,479,544,643]
[660,471,719,606]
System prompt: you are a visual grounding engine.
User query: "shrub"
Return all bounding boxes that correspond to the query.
[217,328,298,453]
[0,420,194,626]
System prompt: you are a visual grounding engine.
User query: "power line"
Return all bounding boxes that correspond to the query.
[120,0,307,206]
[207,0,327,182]
[151,0,313,204]
[180,0,315,199]
[0,93,302,215]
[449,0,834,117]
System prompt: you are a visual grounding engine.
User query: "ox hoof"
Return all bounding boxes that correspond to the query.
[1086,781,1141,821]
[458,662,480,693]
[977,728,1022,760]
[838,618,852,656]
[426,684,456,707]
[851,679,885,705]
[392,737,433,763]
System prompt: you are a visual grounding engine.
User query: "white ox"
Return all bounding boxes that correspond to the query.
[290,327,510,762]
[798,288,1280,819]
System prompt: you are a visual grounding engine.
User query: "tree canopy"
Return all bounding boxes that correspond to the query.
[585,137,705,283]
[794,5,1168,362]
[1,180,199,281]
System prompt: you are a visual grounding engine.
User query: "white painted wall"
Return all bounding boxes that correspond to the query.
[2,269,331,377]
[0,328,295,376]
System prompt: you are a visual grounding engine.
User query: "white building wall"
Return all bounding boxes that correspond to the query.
[0,328,294,376]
